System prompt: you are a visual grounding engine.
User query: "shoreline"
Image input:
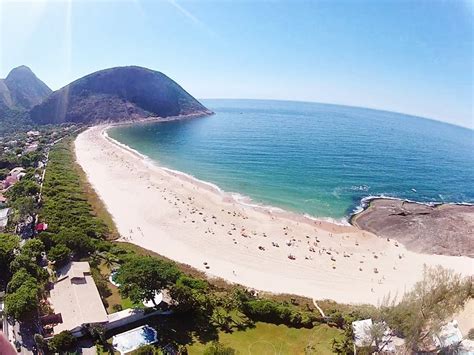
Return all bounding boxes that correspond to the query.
[75,125,473,305]
[103,127,352,230]
[104,119,474,227]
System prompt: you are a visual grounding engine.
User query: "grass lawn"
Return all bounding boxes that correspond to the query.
[187,323,342,355]
[97,261,138,313]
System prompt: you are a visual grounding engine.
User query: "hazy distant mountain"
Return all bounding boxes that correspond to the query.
[0,66,51,134]
[0,65,52,110]
[31,66,212,124]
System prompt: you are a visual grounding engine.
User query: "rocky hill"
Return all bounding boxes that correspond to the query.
[31,66,211,124]
[0,66,51,134]
[1,66,52,110]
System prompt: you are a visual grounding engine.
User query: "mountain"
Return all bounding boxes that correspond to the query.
[30,66,212,124]
[0,65,52,110]
[0,66,51,134]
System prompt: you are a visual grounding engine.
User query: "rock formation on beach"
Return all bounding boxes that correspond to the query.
[31,66,212,124]
[351,198,474,257]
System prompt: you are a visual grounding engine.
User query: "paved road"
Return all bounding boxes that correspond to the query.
[8,321,35,355]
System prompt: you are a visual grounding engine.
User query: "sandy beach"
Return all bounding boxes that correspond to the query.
[75,125,473,305]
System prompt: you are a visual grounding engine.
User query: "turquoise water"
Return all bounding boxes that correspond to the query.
[108,99,474,220]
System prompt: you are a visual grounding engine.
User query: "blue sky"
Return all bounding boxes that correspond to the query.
[0,0,472,128]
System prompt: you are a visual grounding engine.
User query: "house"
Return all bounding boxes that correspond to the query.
[0,208,10,231]
[352,319,374,351]
[0,193,6,207]
[48,262,108,337]
[24,143,39,153]
[35,223,48,232]
[434,320,463,348]
[3,175,18,189]
[9,167,25,178]
[352,319,404,354]
[0,291,5,317]
[27,131,40,137]
[433,320,474,353]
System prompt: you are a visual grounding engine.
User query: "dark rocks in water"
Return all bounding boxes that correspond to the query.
[30,66,212,124]
[351,198,474,257]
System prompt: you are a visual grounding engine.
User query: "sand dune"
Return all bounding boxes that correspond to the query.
[75,126,473,305]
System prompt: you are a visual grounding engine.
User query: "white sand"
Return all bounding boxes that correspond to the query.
[75,126,473,305]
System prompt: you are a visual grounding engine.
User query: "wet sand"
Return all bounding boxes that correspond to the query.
[75,126,473,305]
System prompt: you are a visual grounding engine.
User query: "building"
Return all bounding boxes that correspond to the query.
[352,319,404,354]
[48,262,108,337]
[27,131,40,137]
[352,319,374,351]
[3,175,18,189]
[0,208,10,231]
[9,167,25,178]
[0,193,6,207]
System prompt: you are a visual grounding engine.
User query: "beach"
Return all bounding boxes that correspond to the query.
[75,125,473,305]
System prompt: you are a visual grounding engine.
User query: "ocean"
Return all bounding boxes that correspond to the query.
[107,99,474,220]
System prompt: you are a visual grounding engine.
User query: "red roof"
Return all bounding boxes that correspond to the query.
[4,175,18,188]
[35,223,48,231]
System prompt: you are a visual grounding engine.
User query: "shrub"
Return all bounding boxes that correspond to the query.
[48,330,77,353]
[48,244,71,266]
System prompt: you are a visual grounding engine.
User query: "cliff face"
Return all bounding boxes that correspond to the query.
[31,66,212,124]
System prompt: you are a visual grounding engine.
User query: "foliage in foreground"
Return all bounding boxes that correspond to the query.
[381,265,472,352]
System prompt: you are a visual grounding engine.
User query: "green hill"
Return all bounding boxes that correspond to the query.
[31,66,212,124]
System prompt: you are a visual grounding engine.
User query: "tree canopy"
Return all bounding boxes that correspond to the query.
[0,234,20,287]
[115,256,181,305]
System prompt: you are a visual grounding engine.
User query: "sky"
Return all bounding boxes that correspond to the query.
[0,0,472,128]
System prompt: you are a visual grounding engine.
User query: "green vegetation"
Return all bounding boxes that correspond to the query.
[0,234,19,287]
[48,331,77,353]
[40,140,107,241]
[37,137,109,271]
[379,265,473,352]
[203,341,236,355]
[188,323,341,355]
[115,256,181,305]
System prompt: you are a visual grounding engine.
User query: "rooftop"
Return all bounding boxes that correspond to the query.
[49,262,108,334]
[0,208,10,228]
[352,319,374,348]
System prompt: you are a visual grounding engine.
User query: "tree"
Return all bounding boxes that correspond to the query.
[22,239,45,261]
[33,334,47,353]
[115,256,181,305]
[10,253,48,282]
[0,234,19,286]
[0,168,9,180]
[368,322,392,353]
[5,280,39,321]
[203,342,236,355]
[11,196,37,219]
[134,344,160,355]
[48,330,77,353]
[6,179,39,201]
[170,276,214,319]
[7,268,36,293]
[48,244,71,266]
[381,266,472,351]
[52,229,93,257]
